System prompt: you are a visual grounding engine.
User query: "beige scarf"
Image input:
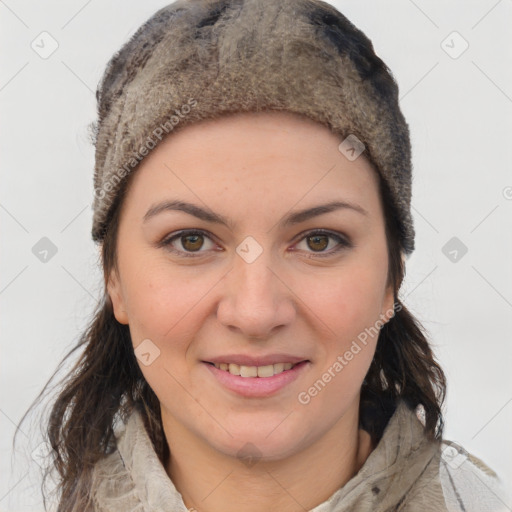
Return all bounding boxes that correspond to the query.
[89,400,507,511]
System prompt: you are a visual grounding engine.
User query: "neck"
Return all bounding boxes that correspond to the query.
[162,401,374,512]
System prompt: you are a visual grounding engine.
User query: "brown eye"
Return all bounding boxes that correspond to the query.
[181,233,204,252]
[160,230,216,257]
[306,234,329,252]
[295,230,352,257]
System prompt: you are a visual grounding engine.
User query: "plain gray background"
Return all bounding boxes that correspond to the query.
[1,0,511,510]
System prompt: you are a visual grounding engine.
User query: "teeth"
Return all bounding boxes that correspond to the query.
[273,363,284,373]
[241,365,258,377]
[228,363,240,375]
[212,362,299,377]
[257,365,274,377]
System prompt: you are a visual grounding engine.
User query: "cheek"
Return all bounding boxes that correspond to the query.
[120,256,213,347]
[295,267,387,419]
[304,260,388,341]
[119,258,215,404]
[299,255,388,385]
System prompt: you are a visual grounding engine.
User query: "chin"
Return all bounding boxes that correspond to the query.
[201,417,312,463]
[214,436,302,464]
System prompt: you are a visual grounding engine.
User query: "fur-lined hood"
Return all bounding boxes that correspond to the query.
[89,400,508,511]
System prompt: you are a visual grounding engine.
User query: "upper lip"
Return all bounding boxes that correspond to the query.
[204,354,309,367]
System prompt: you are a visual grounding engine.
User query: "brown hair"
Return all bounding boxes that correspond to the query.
[13,2,446,510]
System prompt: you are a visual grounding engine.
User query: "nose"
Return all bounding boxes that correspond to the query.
[216,249,296,340]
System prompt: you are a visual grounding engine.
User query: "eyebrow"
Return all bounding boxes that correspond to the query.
[143,199,368,230]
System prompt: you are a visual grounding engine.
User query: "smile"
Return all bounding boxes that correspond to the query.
[203,360,310,397]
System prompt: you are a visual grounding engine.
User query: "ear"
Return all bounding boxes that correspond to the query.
[380,282,396,326]
[107,269,129,325]
[380,251,406,324]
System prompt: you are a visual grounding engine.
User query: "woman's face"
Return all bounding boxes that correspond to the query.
[108,111,395,461]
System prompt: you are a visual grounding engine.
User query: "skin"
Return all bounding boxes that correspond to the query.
[108,111,395,512]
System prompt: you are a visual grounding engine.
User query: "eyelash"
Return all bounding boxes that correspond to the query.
[158,229,353,259]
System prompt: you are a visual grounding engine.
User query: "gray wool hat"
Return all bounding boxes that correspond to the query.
[91,0,415,254]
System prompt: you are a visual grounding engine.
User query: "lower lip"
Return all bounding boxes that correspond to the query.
[203,361,310,398]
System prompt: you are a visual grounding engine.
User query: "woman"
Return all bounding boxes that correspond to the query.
[18,0,509,510]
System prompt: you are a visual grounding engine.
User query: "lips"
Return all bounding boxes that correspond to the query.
[203,359,310,397]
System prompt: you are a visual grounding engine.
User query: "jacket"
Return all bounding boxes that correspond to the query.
[89,400,510,511]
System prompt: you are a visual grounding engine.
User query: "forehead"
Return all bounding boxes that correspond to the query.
[121,111,382,223]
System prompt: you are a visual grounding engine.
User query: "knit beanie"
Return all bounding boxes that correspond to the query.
[90,0,415,255]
